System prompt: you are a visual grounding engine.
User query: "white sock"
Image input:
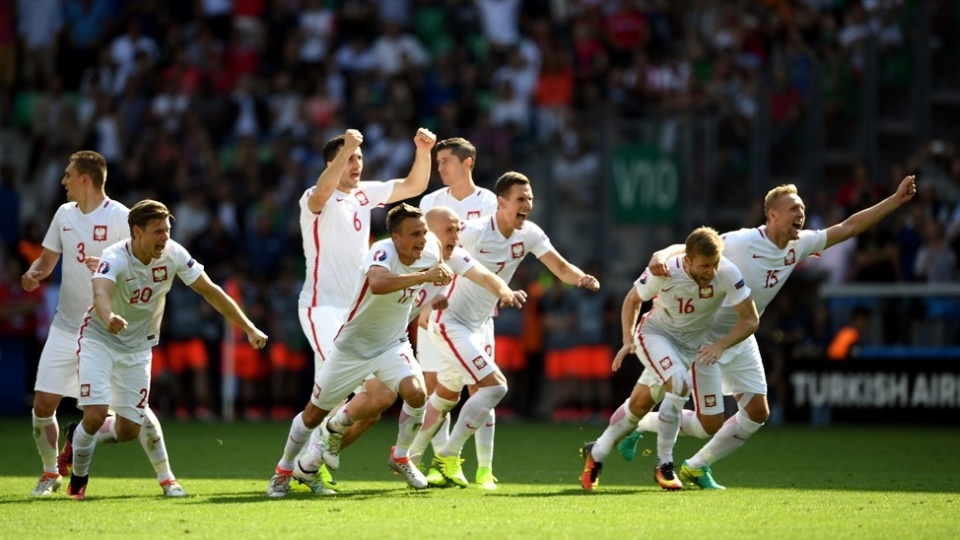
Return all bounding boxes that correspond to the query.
[327,407,354,434]
[71,424,98,477]
[679,410,711,439]
[637,411,658,433]
[97,416,118,443]
[440,385,506,458]
[593,399,640,462]
[409,394,457,464]
[429,412,451,456]
[279,412,314,472]
[32,410,59,474]
[139,408,174,483]
[475,408,495,469]
[688,410,764,468]
[656,392,687,465]
[393,402,425,459]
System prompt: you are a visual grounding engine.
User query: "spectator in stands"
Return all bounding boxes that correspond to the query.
[827,306,871,360]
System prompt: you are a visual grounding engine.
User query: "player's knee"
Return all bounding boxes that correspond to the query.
[700,414,724,435]
[302,404,326,428]
[405,390,427,409]
[116,421,141,442]
[628,389,655,417]
[32,393,60,418]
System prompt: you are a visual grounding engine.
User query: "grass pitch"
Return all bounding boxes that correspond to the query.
[1,418,957,539]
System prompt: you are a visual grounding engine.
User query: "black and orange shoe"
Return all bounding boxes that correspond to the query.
[654,461,683,491]
[67,473,88,500]
[579,442,603,491]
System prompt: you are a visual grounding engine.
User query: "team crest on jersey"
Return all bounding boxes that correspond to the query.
[704,394,718,408]
[80,384,90,398]
[699,285,714,299]
[511,242,524,259]
[639,270,648,284]
[659,357,673,370]
[467,210,481,220]
[152,266,168,283]
[97,261,110,274]
[187,258,196,268]
[355,191,369,206]
[472,356,488,370]
[373,250,387,262]
[93,225,108,241]
[784,248,796,266]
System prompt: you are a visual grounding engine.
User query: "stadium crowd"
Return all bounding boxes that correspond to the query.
[1,0,958,422]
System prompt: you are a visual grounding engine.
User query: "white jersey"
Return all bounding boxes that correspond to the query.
[409,245,475,323]
[437,216,553,330]
[707,226,827,340]
[635,255,750,354]
[42,199,130,333]
[298,181,394,310]
[334,235,476,357]
[419,186,498,222]
[81,239,204,352]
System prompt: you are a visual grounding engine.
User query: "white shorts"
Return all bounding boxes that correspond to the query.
[76,337,152,425]
[299,305,346,375]
[415,323,444,372]
[310,341,422,411]
[633,330,728,414]
[429,319,496,392]
[695,336,768,403]
[34,325,81,398]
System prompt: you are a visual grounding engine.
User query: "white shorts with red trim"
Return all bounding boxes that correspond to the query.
[309,341,422,411]
[428,318,496,392]
[34,325,82,398]
[692,336,767,412]
[76,336,152,425]
[298,305,346,375]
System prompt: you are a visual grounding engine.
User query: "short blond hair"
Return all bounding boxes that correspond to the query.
[764,184,798,214]
[685,226,723,259]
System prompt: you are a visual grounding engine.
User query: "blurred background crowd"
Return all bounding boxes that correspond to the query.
[1,0,958,423]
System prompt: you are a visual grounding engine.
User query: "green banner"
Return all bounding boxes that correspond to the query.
[610,144,681,223]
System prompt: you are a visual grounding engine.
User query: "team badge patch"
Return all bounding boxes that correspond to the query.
[356,191,369,206]
[472,356,488,370]
[784,248,796,266]
[152,266,168,283]
[659,357,673,370]
[187,258,196,268]
[467,210,480,219]
[699,285,714,299]
[639,270,647,285]
[97,261,110,274]
[511,242,524,259]
[704,394,718,408]
[373,250,387,262]
[93,225,107,241]
[80,384,90,398]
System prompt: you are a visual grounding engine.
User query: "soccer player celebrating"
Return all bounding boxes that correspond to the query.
[22,151,184,497]
[417,137,498,488]
[267,204,525,496]
[413,171,601,488]
[294,127,436,493]
[619,176,918,489]
[578,227,758,491]
[66,200,267,499]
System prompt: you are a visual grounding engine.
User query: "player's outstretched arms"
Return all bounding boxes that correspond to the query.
[539,250,600,291]
[190,272,268,348]
[308,128,363,213]
[388,128,438,203]
[463,264,527,308]
[824,175,917,249]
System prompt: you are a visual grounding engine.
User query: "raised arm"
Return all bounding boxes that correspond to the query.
[539,250,600,291]
[189,272,268,349]
[696,297,759,366]
[386,128,437,203]
[611,287,644,372]
[307,129,364,214]
[463,264,527,308]
[824,175,916,249]
[20,248,62,292]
